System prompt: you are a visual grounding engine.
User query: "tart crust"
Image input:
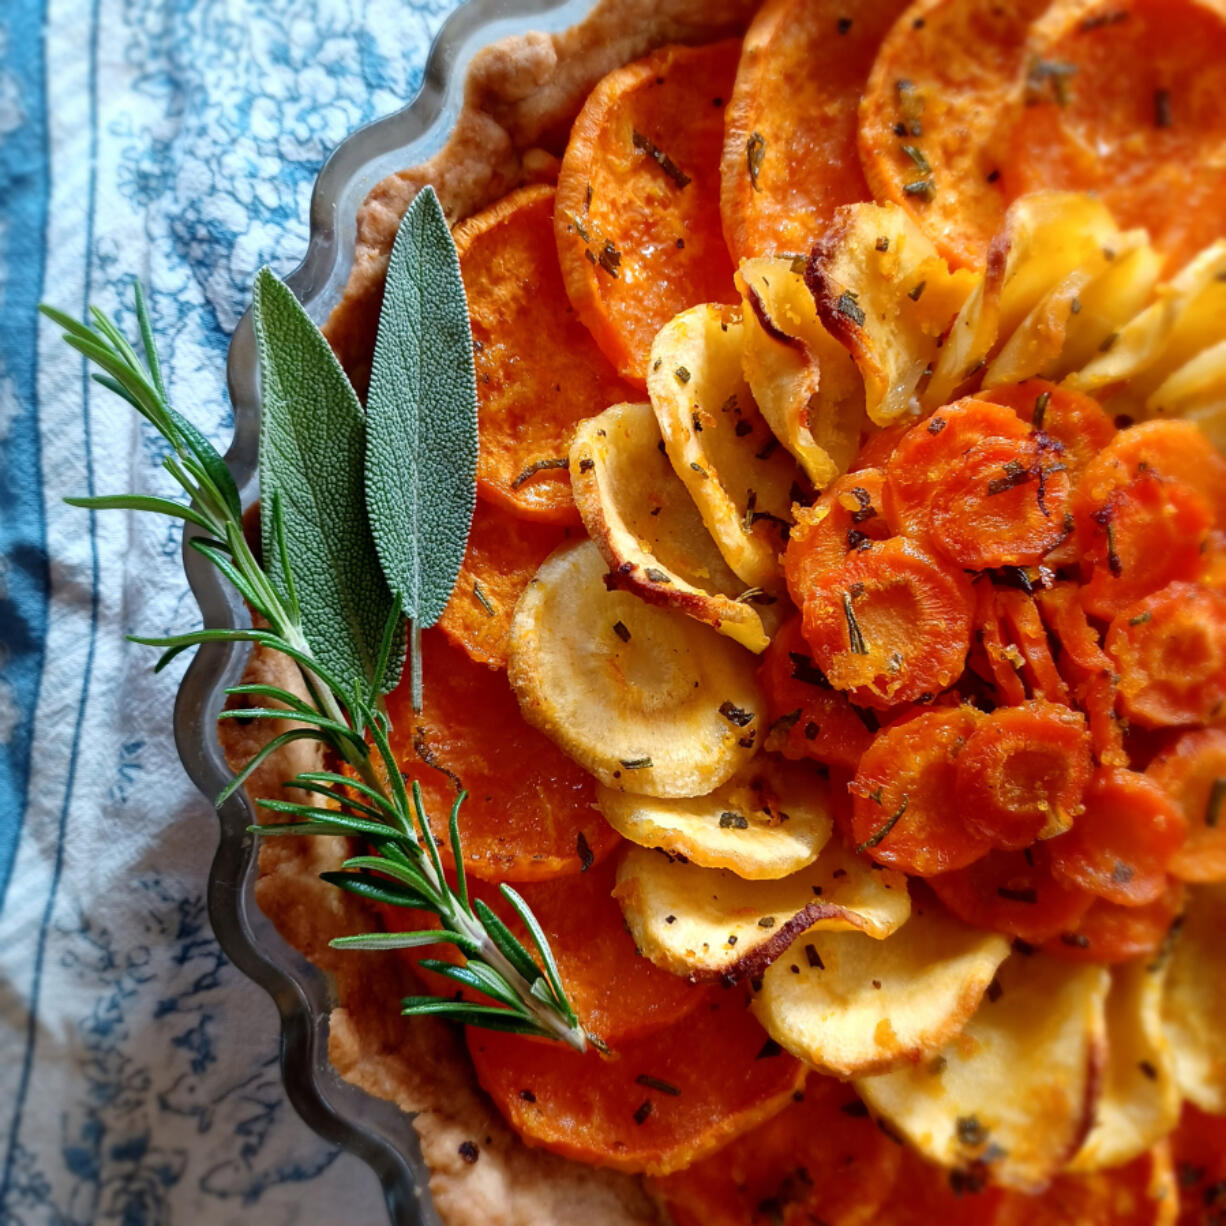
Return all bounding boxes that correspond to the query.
[221,3,760,1222]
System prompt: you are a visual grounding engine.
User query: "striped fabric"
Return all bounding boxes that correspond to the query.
[0,2,457,1220]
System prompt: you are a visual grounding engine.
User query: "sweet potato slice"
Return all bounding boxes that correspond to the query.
[647,305,801,591]
[1161,882,1226,1115]
[614,838,911,983]
[387,629,621,882]
[753,893,1011,1078]
[437,498,575,668]
[507,540,765,799]
[569,401,772,654]
[1004,0,1226,275]
[653,1074,904,1226]
[1066,959,1180,1174]
[807,202,977,425]
[467,990,804,1176]
[554,40,741,384]
[857,953,1111,1192]
[596,757,834,881]
[858,0,1052,270]
[720,0,911,263]
[737,257,867,488]
[455,184,636,523]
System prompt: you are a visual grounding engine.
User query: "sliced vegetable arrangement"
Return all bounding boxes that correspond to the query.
[57,0,1226,1220]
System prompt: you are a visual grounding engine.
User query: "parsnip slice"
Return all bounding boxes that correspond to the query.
[1162,882,1226,1115]
[569,402,772,654]
[736,257,866,488]
[927,192,1127,408]
[596,758,833,880]
[614,838,909,984]
[752,896,1009,1079]
[646,304,800,592]
[858,954,1110,1193]
[1066,958,1180,1174]
[507,539,764,799]
[807,202,977,425]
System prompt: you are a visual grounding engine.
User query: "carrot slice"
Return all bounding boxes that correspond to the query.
[1147,728,1226,883]
[555,41,740,384]
[1171,1103,1226,1226]
[994,1144,1178,1226]
[1044,877,1186,964]
[800,537,975,710]
[1003,0,1226,274]
[784,469,893,606]
[883,396,1030,540]
[971,580,1029,707]
[979,380,1116,485]
[929,434,1072,569]
[1038,582,1112,678]
[386,629,621,882]
[994,588,1071,706]
[858,0,1051,269]
[1079,671,1131,771]
[850,705,991,874]
[852,420,911,472]
[720,0,910,263]
[928,844,1096,943]
[1048,767,1187,906]
[654,1074,904,1226]
[758,617,876,772]
[873,1146,1008,1226]
[956,701,1092,850]
[455,185,637,523]
[437,499,575,668]
[467,990,804,1176]
[1106,583,1226,729]
[1073,469,1212,621]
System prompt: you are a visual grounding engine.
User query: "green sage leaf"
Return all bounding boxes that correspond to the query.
[251,268,403,693]
[364,187,478,700]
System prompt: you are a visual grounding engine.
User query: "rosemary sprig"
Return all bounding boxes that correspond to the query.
[44,284,587,1052]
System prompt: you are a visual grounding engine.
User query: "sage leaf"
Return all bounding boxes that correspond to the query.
[364,186,479,709]
[252,268,402,694]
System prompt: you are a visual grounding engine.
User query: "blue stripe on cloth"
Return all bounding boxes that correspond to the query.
[0,0,52,908]
[0,0,103,1200]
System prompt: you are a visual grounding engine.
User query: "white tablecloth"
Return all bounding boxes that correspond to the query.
[0,2,459,1220]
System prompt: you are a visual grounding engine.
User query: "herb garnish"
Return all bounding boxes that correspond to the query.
[720,811,750,829]
[835,290,867,327]
[473,581,496,617]
[511,456,569,488]
[857,795,909,852]
[631,129,691,188]
[48,189,586,1051]
[1033,390,1051,429]
[1154,88,1173,130]
[719,700,756,727]
[1206,778,1226,828]
[635,1074,681,1097]
[746,131,767,191]
[843,592,869,654]
[620,756,653,770]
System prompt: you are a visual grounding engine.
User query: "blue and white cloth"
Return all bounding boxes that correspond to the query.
[0,3,459,1221]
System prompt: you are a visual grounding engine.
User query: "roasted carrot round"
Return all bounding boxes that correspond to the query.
[720,0,909,263]
[386,629,622,882]
[1147,728,1226,883]
[929,435,1072,569]
[800,537,974,710]
[1105,583,1226,729]
[994,588,1070,706]
[654,1074,903,1226]
[1079,419,1226,528]
[872,1145,1008,1226]
[928,844,1095,944]
[1077,670,1130,771]
[1003,0,1226,273]
[437,498,575,669]
[1073,470,1212,621]
[1171,1104,1226,1226]
[758,617,876,772]
[955,701,1092,850]
[466,991,804,1176]
[883,396,1030,540]
[555,41,740,383]
[858,0,1051,268]
[1043,878,1185,965]
[979,380,1116,485]
[455,185,637,523]
[971,580,1028,707]
[849,705,991,874]
[1047,767,1187,906]
[1037,582,1112,678]
[784,469,893,606]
